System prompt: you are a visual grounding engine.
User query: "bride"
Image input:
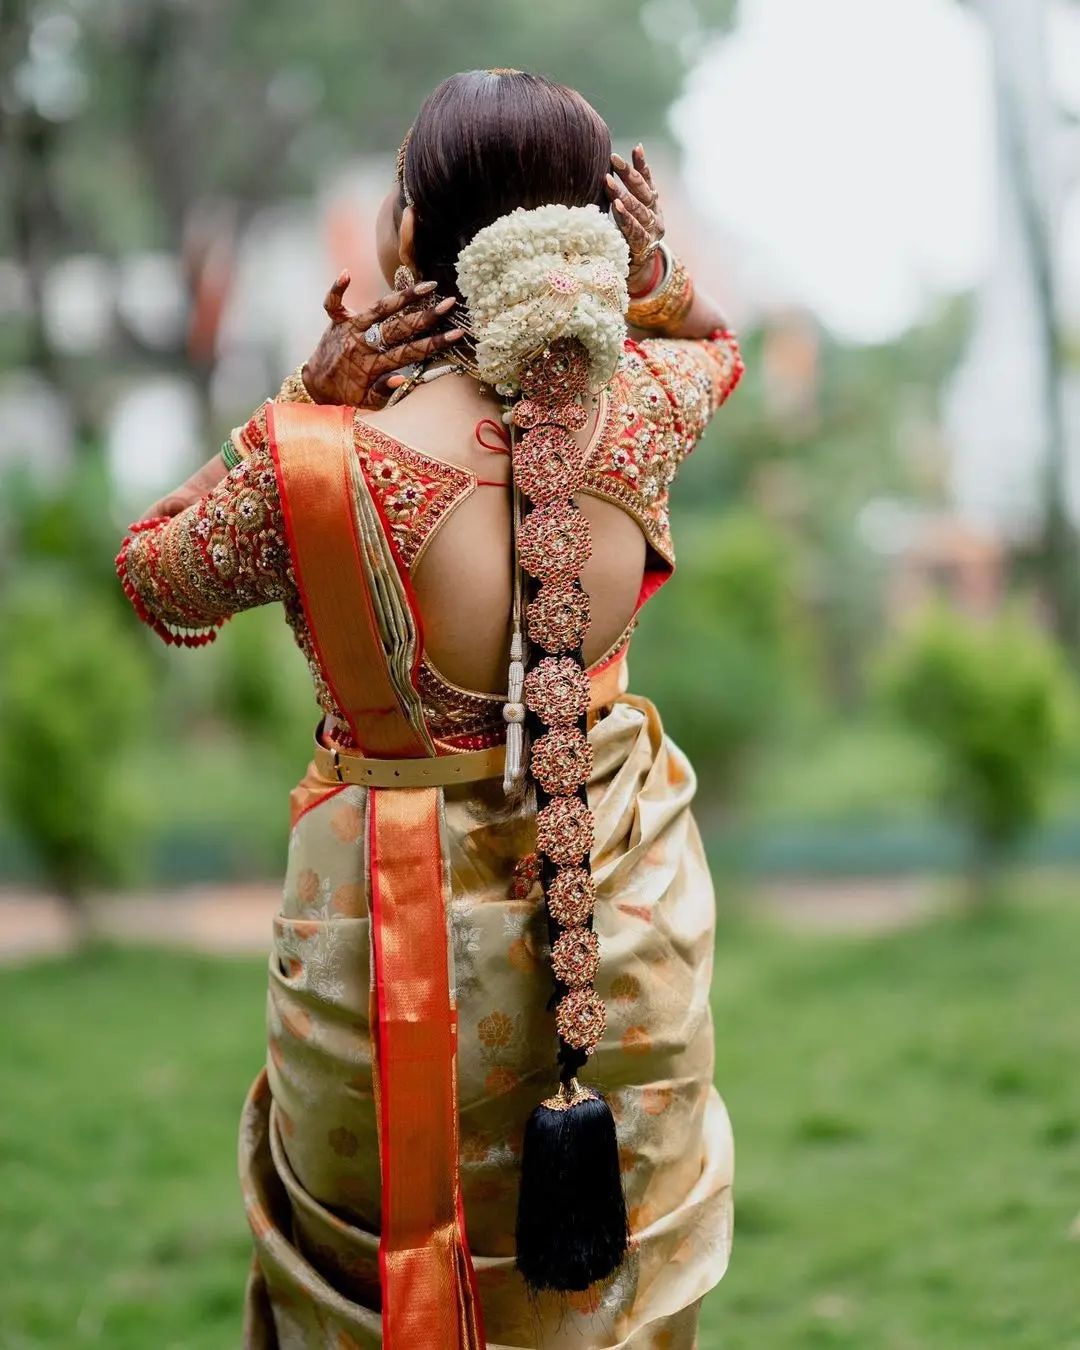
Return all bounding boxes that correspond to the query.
[118,68,742,1350]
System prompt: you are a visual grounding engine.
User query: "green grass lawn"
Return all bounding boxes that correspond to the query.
[2,888,1079,1348]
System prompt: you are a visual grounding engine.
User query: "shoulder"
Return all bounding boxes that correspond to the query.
[351,413,474,569]
[579,342,686,565]
[624,332,743,433]
[579,334,743,565]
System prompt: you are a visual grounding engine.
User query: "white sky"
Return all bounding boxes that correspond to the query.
[673,0,1001,343]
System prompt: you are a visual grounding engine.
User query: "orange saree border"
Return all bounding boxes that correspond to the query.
[368,787,485,1350]
[268,401,430,758]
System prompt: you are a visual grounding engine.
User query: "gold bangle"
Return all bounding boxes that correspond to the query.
[278,366,315,404]
[626,245,694,335]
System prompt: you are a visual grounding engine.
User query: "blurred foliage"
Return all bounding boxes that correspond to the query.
[1,453,121,595]
[0,576,153,905]
[213,606,314,755]
[633,508,812,789]
[746,720,942,826]
[677,301,972,701]
[878,604,1077,892]
[1,0,735,258]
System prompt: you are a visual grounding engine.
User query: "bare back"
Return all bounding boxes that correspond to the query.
[359,373,646,695]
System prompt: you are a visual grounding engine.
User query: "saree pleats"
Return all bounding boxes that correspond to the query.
[240,696,733,1347]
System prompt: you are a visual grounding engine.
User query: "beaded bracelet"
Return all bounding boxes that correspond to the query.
[626,242,694,335]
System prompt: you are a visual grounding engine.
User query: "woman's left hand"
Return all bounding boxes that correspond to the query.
[605,144,666,293]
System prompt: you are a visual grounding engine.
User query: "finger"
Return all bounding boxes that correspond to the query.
[324,269,355,322]
[612,195,650,242]
[140,493,187,521]
[632,143,654,190]
[606,173,653,232]
[379,296,456,347]
[607,189,637,244]
[373,327,466,371]
[611,155,656,210]
[367,372,397,409]
[363,372,409,409]
[631,146,664,240]
[614,200,653,257]
[361,279,438,326]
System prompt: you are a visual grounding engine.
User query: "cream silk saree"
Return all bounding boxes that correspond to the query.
[240,695,732,1349]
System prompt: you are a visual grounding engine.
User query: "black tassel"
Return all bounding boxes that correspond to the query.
[515,1080,630,1293]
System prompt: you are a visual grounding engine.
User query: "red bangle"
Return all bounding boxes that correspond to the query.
[628,250,663,299]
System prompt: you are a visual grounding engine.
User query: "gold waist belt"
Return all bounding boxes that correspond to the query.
[313,739,506,789]
[313,697,616,790]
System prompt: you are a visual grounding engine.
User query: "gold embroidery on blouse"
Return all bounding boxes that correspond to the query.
[118,335,738,739]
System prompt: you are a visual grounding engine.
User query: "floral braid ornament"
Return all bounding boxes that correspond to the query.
[513,340,605,1063]
[456,202,633,1292]
[507,336,631,1293]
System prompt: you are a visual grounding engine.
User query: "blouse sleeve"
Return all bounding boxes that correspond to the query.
[634,330,744,455]
[115,449,293,647]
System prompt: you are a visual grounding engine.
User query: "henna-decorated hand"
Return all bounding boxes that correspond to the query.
[605,144,666,293]
[302,271,465,408]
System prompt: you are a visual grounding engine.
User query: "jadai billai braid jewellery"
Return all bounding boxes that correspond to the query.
[455,204,634,1294]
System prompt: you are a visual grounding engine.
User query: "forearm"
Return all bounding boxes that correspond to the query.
[144,452,228,520]
[626,244,729,341]
[652,285,727,341]
[117,448,290,645]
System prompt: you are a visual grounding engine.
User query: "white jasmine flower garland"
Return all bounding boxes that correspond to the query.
[456,204,630,392]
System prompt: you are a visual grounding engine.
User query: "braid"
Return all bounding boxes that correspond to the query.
[509,338,629,1292]
[454,203,632,1294]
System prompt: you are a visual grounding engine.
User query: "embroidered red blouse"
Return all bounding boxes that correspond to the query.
[117,334,742,743]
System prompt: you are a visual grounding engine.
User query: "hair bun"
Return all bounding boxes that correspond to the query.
[456,204,629,392]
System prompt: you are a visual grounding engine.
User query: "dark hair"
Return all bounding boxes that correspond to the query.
[402,69,612,298]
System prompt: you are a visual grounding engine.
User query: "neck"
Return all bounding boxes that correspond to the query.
[394,361,502,412]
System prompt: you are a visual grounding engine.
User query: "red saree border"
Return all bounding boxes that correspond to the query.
[368,787,485,1349]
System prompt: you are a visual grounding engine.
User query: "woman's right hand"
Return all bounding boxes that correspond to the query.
[302,271,466,408]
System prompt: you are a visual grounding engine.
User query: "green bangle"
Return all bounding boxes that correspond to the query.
[221,438,242,471]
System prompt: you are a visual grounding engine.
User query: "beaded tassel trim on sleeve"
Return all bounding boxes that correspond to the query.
[512,337,606,1070]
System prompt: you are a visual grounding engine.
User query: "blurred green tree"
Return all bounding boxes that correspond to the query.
[877,604,1075,902]
[0,577,153,932]
[213,606,318,766]
[674,301,972,705]
[632,507,811,794]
